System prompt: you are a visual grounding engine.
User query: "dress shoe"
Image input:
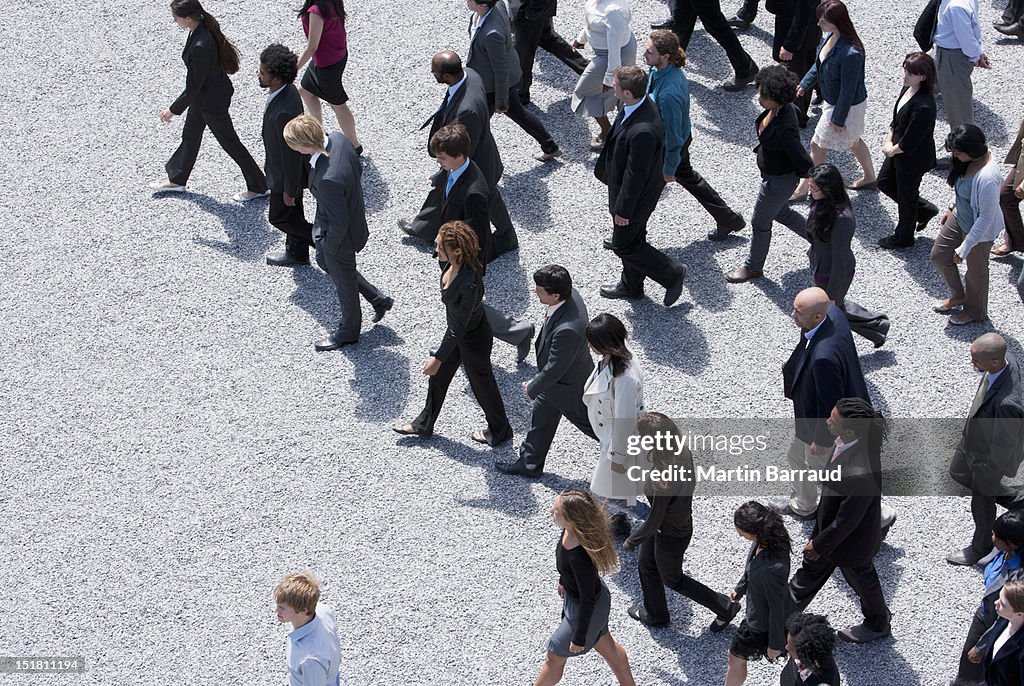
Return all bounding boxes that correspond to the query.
[838,622,891,644]
[354,144,364,156]
[664,265,687,307]
[995,20,1024,37]
[533,147,562,162]
[917,207,939,232]
[398,218,422,240]
[392,422,431,438]
[517,325,535,364]
[627,605,670,627]
[492,239,519,258]
[233,190,270,203]
[315,332,357,351]
[709,601,742,633]
[726,14,752,29]
[722,65,759,92]
[708,215,746,241]
[600,282,643,300]
[877,236,913,250]
[977,546,1000,567]
[471,428,511,446]
[589,137,606,151]
[495,457,543,478]
[725,265,763,283]
[372,296,393,323]
[946,546,985,566]
[149,180,186,193]
[880,504,897,539]
[767,496,817,520]
[846,180,878,191]
[651,17,675,29]
[266,250,310,266]
[603,237,616,250]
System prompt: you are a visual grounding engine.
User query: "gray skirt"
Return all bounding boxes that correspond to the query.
[571,34,637,117]
[546,582,611,657]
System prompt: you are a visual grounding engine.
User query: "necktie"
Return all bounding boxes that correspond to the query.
[968,373,989,417]
[445,172,456,198]
[610,109,625,136]
[420,89,451,131]
[646,67,655,95]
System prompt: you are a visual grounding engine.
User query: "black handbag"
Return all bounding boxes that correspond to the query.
[914,0,940,52]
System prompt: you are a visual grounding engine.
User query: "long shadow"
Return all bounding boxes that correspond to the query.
[360,157,391,216]
[485,252,532,317]
[886,235,951,301]
[341,326,410,423]
[529,52,587,95]
[172,193,277,262]
[663,243,734,312]
[288,267,337,332]
[622,299,711,375]
[751,266,812,315]
[689,80,761,149]
[936,97,1009,146]
[500,159,562,229]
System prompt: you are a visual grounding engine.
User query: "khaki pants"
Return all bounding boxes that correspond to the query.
[930,211,993,321]
[786,436,833,516]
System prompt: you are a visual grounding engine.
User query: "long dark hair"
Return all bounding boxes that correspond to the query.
[734,501,791,557]
[171,0,240,74]
[586,314,632,377]
[817,0,864,54]
[806,163,850,243]
[297,0,346,20]
[636,412,693,491]
[945,124,989,187]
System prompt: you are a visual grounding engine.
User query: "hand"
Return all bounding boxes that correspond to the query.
[159,109,175,123]
[796,85,806,98]
[557,582,565,598]
[623,540,635,552]
[953,252,963,265]
[779,47,794,61]
[803,539,820,561]
[495,106,508,115]
[829,121,847,135]
[881,143,897,158]
[569,642,585,654]
[422,357,442,376]
[610,461,626,474]
[940,209,952,228]
[968,647,981,663]
[766,648,783,662]
[729,590,739,603]
[522,383,533,401]
[809,442,828,456]
[976,54,992,69]
[283,192,296,207]
[1016,182,1024,200]
[663,173,675,183]
[613,214,629,226]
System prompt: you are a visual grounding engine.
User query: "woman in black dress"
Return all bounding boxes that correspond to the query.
[534,488,636,686]
[153,0,267,201]
[393,221,512,446]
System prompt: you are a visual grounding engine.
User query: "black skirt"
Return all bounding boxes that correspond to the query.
[730,619,771,661]
[301,55,349,105]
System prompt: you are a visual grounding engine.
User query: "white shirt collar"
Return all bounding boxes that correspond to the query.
[265,85,286,107]
[621,95,646,122]
[309,135,330,169]
[448,75,467,98]
[545,301,566,319]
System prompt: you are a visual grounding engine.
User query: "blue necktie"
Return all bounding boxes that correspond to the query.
[445,172,456,197]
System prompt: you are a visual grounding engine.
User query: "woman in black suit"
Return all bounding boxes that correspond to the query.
[153,0,267,201]
[876,52,939,249]
[973,580,1024,686]
[393,221,512,446]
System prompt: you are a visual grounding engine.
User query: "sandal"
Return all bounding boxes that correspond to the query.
[992,244,1013,257]
[933,299,965,313]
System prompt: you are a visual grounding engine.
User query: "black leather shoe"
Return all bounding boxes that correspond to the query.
[722,65,758,91]
[603,237,616,250]
[372,297,394,323]
[398,218,422,239]
[314,332,357,351]
[917,207,939,232]
[725,265,763,283]
[946,546,985,566]
[651,17,675,29]
[726,14,752,29]
[495,457,543,477]
[493,239,520,257]
[266,250,310,267]
[709,601,742,632]
[628,605,670,627]
[708,216,745,241]
[995,20,1024,37]
[600,283,643,300]
[664,265,687,307]
[392,422,431,438]
[878,236,914,250]
[517,324,535,364]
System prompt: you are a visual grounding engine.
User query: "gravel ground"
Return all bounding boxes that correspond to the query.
[2,0,1024,684]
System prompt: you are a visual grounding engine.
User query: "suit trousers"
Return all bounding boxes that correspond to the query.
[877,158,939,244]
[771,8,819,123]
[786,437,833,515]
[930,211,993,321]
[935,47,975,131]
[949,448,1024,553]
[411,322,512,442]
[735,0,759,21]
[609,213,683,293]
[838,299,890,348]
[514,14,588,100]
[519,392,597,470]
[999,167,1024,250]
[956,610,990,683]
[483,302,533,347]
[486,88,558,154]
[674,135,743,227]
[269,193,314,257]
[166,106,267,192]
[791,554,891,632]
[746,172,806,272]
[672,0,757,75]
[1003,0,1024,25]
[638,530,734,624]
[488,188,519,255]
[320,248,386,341]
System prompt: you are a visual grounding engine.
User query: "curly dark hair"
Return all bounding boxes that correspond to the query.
[259,43,298,85]
[734,501,791,557]
[785,613,836,669]
[754,65,799,106]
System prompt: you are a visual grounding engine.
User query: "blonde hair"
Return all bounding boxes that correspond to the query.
[557,489,618,574]
[274,569,321,614]
[283,115,327,154]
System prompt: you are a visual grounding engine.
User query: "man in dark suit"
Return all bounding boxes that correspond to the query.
[790,397,892,644]
[948,333,1024,565]
[671,0,759,91]
[512,0,589,105]
[398,51,518,257]
[283,116,392,351]
[774,287,870,519]
[497,265,597,477]
[257,44,314,267]
[595,66,687,307]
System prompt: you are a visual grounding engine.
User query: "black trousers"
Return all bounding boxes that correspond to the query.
[609,212,683,294]
[514,14,588,100]
[672,0,757,75]
[791,554,890,632]
[411,321,512,442]
[319,248,387,341]
[956,609,990,683]
[771,5,820,124]
[877,159,938,244]
[166,106,267,192]
[486,88,558,154]
[638,531,733,624]
[839,299,890,348]
[1003,0,1024,23]
[674,135,742,227]
[269,192,314,257]
[519,392,597,470]
[949,450,1024,553]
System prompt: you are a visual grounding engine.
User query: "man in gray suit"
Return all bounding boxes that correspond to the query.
[283,115,392,351]
[497,265,597,477]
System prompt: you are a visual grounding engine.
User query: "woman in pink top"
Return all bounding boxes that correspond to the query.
[297,0,362,153]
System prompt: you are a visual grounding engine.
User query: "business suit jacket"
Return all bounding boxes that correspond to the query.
[1006,117,1024,188]
[889,86,937,177]
[517,0,557,20]
[426,69,503,187]
[170,23,233,115]
[811,440,882,568]
[262,84,306,196]
[807,207,856,304]
[955,355,1024,481]
[426,160,493,263]
[734,543,794,652]
[436,264,487,362]
[466,1,523,108]
[308,133,369,255]
[980,617,1024,686]
[527,288,593,401]
[755,103,813,177]
[783,304,870,446]
[594,98,667,222]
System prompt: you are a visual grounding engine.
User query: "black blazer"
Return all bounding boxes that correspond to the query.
[807,206,856,304]
[734,543,794,652]
[262,84,306,196]
[594,97,666,221]
[527,288,593,400]
[888,86,937,176]
[980,617,1024,686]
[308,133,369,255]
[431,160,493,265]
[435,264,487,362]
[955,355,1024,479]
[755,104,813,178]
[811,439,882,568]
[170,23,233,115]
[783,305,870,446]
[426,69,503,187]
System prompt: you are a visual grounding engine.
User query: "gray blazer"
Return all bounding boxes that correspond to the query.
[527,288,593,401]
[308,132,368,255]
[465,1,522,109]
[807,206,856,305]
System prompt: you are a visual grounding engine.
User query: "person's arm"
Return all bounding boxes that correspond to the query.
[733,544,752,599]
[527,327,583,398]
[299,656,330,686]
[949,6,983,63]
[297,11,324,70]
[625,491,670,548]
[277,111,306,198]
[614,128,661,219]
[464,187,492,259]
[810,357,846,447]
[780,112,813,176]
[798,49,820,92]
[956,171,1003,260]
[783,0,812,54]
[891,100,932,158]
[608,371,641,467]
[764,559,791,652]
[568,552,601,647]
[316,178,349,250]
[485,30,512,111]
[169,42,213,115]
[829,49,864,129]
[811,493,874,559]
[603,12,629,86]
[459,109,485,159]
[659,94,685,179]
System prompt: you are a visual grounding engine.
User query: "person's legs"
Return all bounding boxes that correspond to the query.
[935,47,975,130]
[671,0,701,49]
[839,563,891,632]
[297,83,324,122]
[518,396,564,471]
[515,14,546,100]
[489,187,519,256]
[1000,167,1024,251]
[724,650,748,686]
[592,633,637,686]
[165,106,207,186]
[461,327,513,443]
[204,109,268,193]
[656,532,734,617]
[735,0,759,22]
[786,437,827,516]
[970,490,999,554]
[744,173,800,272]
[850,137,877,186]
[675,135,744,228]
[355,270,388,307]
[690,0,758,74]
[538,17,589,74]
[483,302,533,348]
[532,652,568,686]
[329,103,360,148]
[638,536,671,623]
[612,217,683,292]
[411,349,462,436]
[792,143,826,198]
[268,193,314,254]
[322,249,362,340]
[930,212,967,305]
[790,551,837,611]
[962,238,994,321]
[504,87,560,154]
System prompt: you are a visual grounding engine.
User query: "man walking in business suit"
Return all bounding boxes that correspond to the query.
[947,333,1024,565]
[512,0,589,105]
[283,116,393,350]
[595,66,687,307]
[496,265,597,477]
[398,51,518,257]
[257,44,314,267]
[671,0,759,91]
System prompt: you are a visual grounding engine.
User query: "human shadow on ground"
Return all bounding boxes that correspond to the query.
[340,326,410,423]
[663,242,734,313]
[689,80,761,150]
[170,193,277,262]
[878,235,951,301]
[622,297,710,376]
[361,157,391,216]
[501,160,563,230]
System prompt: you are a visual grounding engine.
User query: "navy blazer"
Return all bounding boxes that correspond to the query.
[980,617,1024,686]
[594,97,666,221]
[308,133,368,255]
[527,288,593,400]
[170,23,233,115]
[262,84,306,196]
[799,34,867,128]
[888,86,937,177]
